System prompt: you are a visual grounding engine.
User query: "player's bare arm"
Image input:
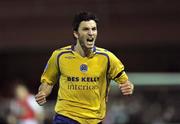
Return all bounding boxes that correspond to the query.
[119,80,134,95]
[35,83,53,105]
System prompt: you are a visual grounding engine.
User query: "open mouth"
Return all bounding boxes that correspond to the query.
[87,38,94,42]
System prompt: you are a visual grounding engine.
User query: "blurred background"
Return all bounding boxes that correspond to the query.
[0,0,180,124]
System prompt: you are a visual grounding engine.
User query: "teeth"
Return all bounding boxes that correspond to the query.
[87,39,93,41]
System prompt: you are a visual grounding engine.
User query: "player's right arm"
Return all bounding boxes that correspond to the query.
[35,50,60,105]
[35,83,53,105]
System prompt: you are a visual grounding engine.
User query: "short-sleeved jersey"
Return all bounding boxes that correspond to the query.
[41,45,128,124]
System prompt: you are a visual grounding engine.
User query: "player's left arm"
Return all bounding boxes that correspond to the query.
[108,51,134,95]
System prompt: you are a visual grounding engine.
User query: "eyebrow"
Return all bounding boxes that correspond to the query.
[82,26,97,30]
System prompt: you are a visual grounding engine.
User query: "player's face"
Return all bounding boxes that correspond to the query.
[74,20,97,49]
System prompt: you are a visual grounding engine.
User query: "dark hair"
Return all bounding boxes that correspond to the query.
[72,11,99,31]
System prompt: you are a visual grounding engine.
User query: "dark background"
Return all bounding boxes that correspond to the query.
[0,0,180,123]
[0,0,180,92]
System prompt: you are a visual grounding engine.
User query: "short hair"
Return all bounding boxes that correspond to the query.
[72,11,99,31]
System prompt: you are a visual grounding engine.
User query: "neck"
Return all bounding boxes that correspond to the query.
[74,41,93,57]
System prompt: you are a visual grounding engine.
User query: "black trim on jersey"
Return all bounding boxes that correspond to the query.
[64,48,72,50]
[96,52,110,100]
[57,51,74,75]
[95,52,110,72]
[113,70,125,80]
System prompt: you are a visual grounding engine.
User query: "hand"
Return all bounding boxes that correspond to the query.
[119,80,134,95]
[35,91,47,105]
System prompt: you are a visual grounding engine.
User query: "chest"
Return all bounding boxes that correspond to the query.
[58,54,108,77]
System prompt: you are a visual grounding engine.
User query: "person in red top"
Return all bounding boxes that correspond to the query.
[9,82,44,124]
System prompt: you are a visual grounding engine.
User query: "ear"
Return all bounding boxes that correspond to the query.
[73,31,79,39]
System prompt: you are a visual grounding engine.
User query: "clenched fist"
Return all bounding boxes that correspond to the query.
[119,80,134,95]
[35,91,47,106]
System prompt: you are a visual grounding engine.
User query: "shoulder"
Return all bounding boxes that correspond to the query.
[96,46,116,57]
[54,45,72,53]
[51,45,73,57]
[96,46,121,63]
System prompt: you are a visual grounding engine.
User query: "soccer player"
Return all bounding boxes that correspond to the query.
[35,11,134,124]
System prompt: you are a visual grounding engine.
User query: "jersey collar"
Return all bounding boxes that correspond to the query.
[71,45,96,58]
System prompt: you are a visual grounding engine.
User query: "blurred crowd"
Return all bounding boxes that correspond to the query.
[104,87,180,124]
[0,80,45,124]
[0,80,180,124]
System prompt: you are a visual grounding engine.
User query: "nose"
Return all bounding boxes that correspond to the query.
[88,29,93,36]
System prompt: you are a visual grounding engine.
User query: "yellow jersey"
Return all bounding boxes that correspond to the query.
[41,45,128,124]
